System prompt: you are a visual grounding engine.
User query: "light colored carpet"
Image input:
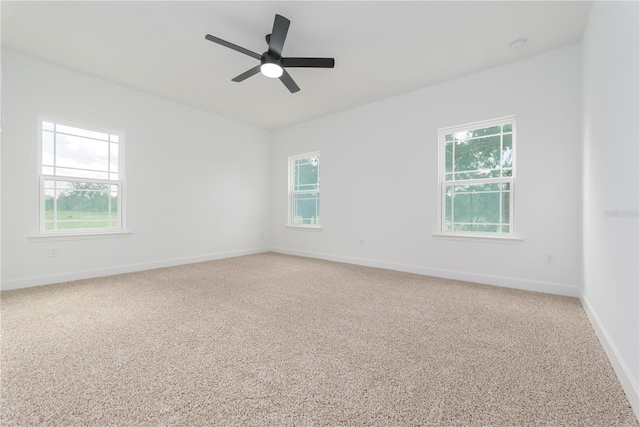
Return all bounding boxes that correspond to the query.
[1,252,637,426]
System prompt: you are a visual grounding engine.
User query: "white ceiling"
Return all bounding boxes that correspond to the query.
[1,1,592,131]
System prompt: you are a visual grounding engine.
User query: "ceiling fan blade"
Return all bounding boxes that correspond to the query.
[231,65,262,82]
[205,34,262,60]
[282,57,335,68]
[268,14,290,57]
[279,69,300,93]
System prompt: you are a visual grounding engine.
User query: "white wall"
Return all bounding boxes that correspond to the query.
[271,44,583,297]
[1,49,271,290]
[581,1,639,416]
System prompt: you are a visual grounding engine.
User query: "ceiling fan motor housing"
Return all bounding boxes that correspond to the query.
[261,52,282,66]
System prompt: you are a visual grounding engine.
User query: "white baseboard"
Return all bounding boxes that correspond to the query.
[1,247,270,291]
[270,247,581,297]
[3,246,580,297]
[580,294,640,420]
[3,246,636,422]
[272,247,638,421]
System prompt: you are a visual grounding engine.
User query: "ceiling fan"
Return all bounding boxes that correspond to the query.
[205,14,335,93]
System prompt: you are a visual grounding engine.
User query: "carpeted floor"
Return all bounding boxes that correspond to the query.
[1,252,637,426]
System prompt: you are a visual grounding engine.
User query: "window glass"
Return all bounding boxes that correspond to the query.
[289,152,320,227]
[40,118,123,233]
[440,117,515,235]
[292,193,320,225]
[294,156,319,191]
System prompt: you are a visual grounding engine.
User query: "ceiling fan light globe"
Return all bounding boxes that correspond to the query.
[261,63,283,78]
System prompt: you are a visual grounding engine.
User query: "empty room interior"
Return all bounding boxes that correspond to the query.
[1,1,639,425]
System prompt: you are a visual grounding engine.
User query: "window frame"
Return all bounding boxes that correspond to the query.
[437,116,516,237]
[37,116,126,236]
[287,151,321,229]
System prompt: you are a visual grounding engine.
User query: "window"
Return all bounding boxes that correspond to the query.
[288,152,320,227]
[439,116,515,235]
[39,118,124,234]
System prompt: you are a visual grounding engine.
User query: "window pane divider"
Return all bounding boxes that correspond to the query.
[43,165,113,175]
[45,129,115,144]
[291,189,320,194]
[41,174,119,186]
[444,177,513,186]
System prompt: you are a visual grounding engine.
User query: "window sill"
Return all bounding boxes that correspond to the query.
[28,231,132,242]
[432,233,524,244]
[285,225,323,231]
